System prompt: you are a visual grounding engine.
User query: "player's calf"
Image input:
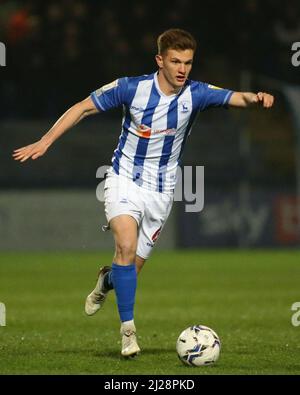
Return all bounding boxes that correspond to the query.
[114,241,136,265]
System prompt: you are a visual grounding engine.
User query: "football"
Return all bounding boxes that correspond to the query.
[176,325,221,366]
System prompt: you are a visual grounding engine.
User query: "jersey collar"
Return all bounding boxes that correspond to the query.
[154,71,185,99]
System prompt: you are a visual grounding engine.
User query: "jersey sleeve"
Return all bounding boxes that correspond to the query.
[90,77,128,111]
[196,82,234,111]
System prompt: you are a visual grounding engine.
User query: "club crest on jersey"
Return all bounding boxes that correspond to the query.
[181,102,189,113]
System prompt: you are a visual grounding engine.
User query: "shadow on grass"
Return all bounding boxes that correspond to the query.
[54,347,175,359]
[94,347,175,359]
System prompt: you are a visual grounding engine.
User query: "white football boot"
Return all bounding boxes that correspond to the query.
[120,321,141,357]
[85,266,112,316]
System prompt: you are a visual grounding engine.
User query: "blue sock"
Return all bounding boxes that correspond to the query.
[111,262,137,322]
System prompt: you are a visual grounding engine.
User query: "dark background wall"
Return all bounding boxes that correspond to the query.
[1,0,299,118]
[0,0,299,249]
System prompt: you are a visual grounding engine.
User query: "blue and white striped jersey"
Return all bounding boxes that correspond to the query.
[91,72,233,193]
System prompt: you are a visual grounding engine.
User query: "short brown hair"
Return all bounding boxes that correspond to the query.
[157,28,197,55]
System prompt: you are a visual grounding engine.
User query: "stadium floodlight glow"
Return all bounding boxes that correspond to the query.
[291,42,300,67]
[0,42,6,67]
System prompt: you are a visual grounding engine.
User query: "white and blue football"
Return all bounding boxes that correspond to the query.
[176,325,221,366]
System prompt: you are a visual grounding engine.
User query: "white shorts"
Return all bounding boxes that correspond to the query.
[103,172,173,259]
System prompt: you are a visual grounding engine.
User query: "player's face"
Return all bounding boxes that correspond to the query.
[156,49,194,89]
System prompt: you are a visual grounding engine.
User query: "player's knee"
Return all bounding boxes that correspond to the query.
[115,240,136,263]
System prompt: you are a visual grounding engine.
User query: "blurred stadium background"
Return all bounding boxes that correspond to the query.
[1,0,300,376]
[0,0,300,251]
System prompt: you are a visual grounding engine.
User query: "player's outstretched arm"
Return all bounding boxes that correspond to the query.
[13,97,98,162]
[229,92,274,109]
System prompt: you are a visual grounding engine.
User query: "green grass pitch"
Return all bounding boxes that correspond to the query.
[0,250,300,375]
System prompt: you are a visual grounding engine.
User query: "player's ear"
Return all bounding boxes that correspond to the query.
[155,54,163,68]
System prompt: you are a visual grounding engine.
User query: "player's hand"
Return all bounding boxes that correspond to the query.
[256,92,274,109]
[13,140,50,162]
